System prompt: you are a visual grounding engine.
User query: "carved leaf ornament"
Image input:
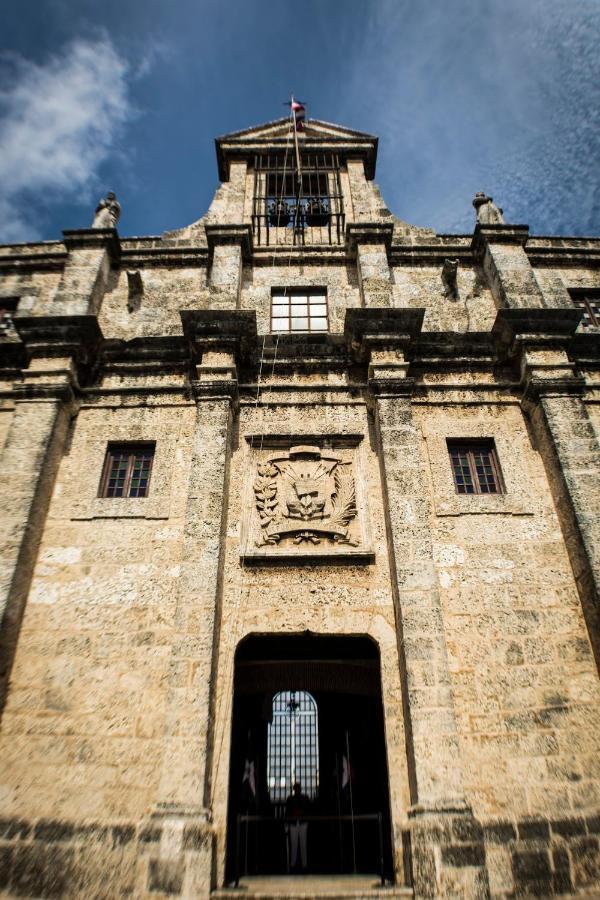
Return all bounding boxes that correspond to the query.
[253,446,358,546]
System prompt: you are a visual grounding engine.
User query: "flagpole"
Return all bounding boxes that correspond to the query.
[290,96,303,239]
[345,729,357,874]
[336,752,344,870]
[290,95,302,184]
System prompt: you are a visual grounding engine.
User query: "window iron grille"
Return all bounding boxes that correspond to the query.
[99,443,155,498]
[570,290,600,329]
[252,152,345,247]
[447,440,505,495]
[267,690,319,804]
[271,288,328,334]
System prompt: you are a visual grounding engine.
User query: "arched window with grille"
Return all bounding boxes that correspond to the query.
[267,691,319,804]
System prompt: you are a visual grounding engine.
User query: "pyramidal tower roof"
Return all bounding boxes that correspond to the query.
[215,116,378,181]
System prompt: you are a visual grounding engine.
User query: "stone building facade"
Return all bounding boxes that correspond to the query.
[0,117,599,899]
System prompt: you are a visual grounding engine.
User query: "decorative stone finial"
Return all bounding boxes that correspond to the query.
[92,191,121,229]
[472,191,505,225]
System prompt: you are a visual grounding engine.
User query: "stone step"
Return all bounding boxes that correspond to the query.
[213,874,413,899]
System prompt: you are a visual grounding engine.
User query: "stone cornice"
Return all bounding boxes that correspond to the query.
[180,309,257,362]
[368,377,417,398]
[216,135,378,181]
[522,375,587,403]
[471,223,530,258]
[11,381,76,403]
[205,223,253,261]
[119,245,209,268]
[344,308,425,362]
[346,222,394,256]
[189,379,239,404]
[0,248,67,274]
[492,308,583,357]
[62,228,121,261]
[13,315,104,366]
[389,244,474,265]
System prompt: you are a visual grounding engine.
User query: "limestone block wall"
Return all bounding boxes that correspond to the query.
[533,265,600,323]
[0,401,196,822]
[205,160,247,224]
[207,394,411,884]
[98,266,209,339]
[0,405,13,450]
[240,263,361,333]
[415,400,600,822]
[0,266,63,315]
[391,266,497,332]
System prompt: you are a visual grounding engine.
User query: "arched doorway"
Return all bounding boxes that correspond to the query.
[226,633,394,883]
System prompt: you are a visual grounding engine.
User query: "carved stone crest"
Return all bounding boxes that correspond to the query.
[253,445,357,546]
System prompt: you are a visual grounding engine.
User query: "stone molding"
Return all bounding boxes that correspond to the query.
[346,222,394,256]
[471,223,530,258]
[344,308,425,362]
[204,223,252,261]
[422,422,537,517]
[13,314,103,364]
[180,309,257,364]
[62,227,121,261]
[70,432,177,522]
[492,307,582,349]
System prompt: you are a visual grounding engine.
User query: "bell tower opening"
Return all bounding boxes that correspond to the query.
[225,633,394,884]
[252,152,345,246]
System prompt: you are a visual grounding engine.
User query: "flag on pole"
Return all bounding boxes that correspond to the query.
[341,754,353,789]
[291,98,306,131]
[242,758,256,798]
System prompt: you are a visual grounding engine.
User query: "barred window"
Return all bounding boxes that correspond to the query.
[447,440,505,495]
[569,290,600,329]
[267,691,319,803]
[98,444,155,498]
[271,289,328,333]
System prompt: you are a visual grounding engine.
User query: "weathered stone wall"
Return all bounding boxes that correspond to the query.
[0,402,196,821]
[533,265,600,323]
[0,118,599,898]
[98,266,209,339]
[208,393,412,885]
[0,266,63,314]
[417,400,600,821]
[241,263,361,333]
[391,265,497,331]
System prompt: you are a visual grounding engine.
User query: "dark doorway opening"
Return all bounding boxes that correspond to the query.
[226,634,394,883]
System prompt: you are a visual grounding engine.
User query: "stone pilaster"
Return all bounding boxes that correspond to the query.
[494,308,600,658]
[472,223,545,310]
[345,309,490,899]
[53,228,120,315]
[0,315,102,709]
[346,223,394,308]
[205,224,252,311]
[150,312,255,898]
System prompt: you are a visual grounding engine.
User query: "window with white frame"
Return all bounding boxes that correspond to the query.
[271,289,328,333]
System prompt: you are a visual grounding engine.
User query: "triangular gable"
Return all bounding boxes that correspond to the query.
[215,116,378,180]
[216,116,377,143]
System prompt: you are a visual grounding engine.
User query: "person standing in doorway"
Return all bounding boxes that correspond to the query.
[285,782,310,873]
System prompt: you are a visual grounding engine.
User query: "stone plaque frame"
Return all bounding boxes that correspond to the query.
[240,433,374,562]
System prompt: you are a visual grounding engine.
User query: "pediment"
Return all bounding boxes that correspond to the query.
[217,117,377,143]
[216,117,378,180]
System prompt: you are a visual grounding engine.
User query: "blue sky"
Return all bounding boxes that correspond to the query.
[1,0,599,243]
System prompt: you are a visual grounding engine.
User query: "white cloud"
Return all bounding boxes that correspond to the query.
[337,0,600,235]
[0,36,132,242]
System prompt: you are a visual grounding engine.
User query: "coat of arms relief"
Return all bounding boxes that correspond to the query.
[253,446,358,547]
